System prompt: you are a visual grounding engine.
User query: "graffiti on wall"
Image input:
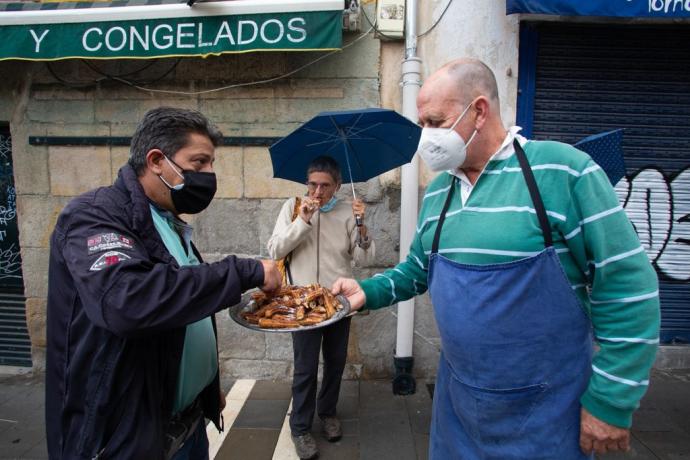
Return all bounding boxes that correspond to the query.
[0,134,22,283]
[615,167,690,282]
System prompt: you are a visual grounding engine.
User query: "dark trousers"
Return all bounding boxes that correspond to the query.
[289,316,352,435]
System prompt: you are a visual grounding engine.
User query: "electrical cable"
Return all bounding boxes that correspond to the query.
[80,58,180,86]
[45,62,104,89]
[361,0,454,40]
[129,26,374,96]
[417,0,455,38]
[80,59,159,78]
[359,1,401,41]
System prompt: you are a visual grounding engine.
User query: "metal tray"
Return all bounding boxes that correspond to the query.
[229,290,351,333]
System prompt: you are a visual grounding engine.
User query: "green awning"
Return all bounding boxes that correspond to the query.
[0,0,343,61]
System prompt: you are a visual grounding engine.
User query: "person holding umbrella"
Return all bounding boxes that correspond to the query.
[333,58,659,458]
[267,155,375,459]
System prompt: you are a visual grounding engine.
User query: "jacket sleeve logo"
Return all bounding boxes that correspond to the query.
[87,233,134,254]
[89,251,131,271]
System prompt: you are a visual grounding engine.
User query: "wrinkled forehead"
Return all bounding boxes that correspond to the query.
[418,74,464,115]
[307,170,337,184]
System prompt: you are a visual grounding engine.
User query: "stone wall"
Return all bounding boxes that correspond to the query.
[0,27,442,382]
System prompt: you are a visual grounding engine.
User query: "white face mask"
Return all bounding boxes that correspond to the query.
[417,100,478,172]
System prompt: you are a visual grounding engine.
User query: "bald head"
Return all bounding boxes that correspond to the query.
[417,58,508,177]
[440,58,499,106]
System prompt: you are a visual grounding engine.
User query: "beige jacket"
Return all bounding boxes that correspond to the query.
[267,197,375,287]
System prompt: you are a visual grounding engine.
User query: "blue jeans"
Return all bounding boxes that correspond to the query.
[171,419,209,460]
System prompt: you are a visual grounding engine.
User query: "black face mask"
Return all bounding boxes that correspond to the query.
[159,155,217,214]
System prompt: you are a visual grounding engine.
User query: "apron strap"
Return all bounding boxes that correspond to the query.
[431,176,458,255]
[513,139,553,248]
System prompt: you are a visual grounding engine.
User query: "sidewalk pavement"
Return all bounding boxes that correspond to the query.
[0,368,688,460]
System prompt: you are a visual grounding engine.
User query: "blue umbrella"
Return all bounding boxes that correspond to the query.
[574,129,627,185]
[269,108,422,202]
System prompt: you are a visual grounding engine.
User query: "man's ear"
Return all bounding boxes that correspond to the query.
[146,149,166,175]
[473,96,490,130]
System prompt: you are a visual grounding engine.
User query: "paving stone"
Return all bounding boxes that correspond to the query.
[249,380,292,401]
[232,399,290,430]
[633,430,690,457]
[359,381,417,460]
[335,395,359,421]
[597,435,657,460]
[411,433,430,460]
[404,388,433,436]
[216,428,280,460]
[312,432,359,460]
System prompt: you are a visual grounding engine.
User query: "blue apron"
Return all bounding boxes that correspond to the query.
[428,140,593,460]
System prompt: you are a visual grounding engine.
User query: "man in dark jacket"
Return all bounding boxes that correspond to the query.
[45,107,281,459]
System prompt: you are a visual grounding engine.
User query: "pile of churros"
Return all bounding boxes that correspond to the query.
[242,284,343,329]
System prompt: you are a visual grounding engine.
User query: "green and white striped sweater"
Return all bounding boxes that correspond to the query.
[360,138,660,428]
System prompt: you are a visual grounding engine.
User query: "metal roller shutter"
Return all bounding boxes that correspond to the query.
[0,129,31,367]
[518,23,690,343]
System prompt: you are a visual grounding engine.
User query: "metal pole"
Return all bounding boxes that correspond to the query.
[393,0,421,395]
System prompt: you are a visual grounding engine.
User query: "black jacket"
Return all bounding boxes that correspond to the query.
[45,164,263,459]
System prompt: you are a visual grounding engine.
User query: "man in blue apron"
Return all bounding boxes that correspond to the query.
[333,58,660,458]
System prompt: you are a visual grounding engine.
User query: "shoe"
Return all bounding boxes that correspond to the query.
[320,416,342,442]
[291,433,319,459]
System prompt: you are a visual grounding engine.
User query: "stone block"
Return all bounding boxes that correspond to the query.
[25,297,47,348]
[12,145,50,197]
[27,100,95,124]
[380,42,404,113]
[0,90,14,121]
[192,198,261,255]
[111,146,130,181]
[290,35,380,79]
[31,346,46,372]
[214,146,243,198]
[274,79,379,124]
[49,146,111,196]
[20,247,50,299]
[353,307,397,378]
[264,332,293,361]
[363,194,401,267]
[239,122,300,138]
[32,86,92,101]
[343,363,363,380]
[274,85,344,99]
[257,199,286,258]
[109,123,139,136]
[173,52,290,83]
[46,123,110,137]
[16,195,70,249]
[9,121,49,196]
[220,358,292,381]
[243,147,304,199]
[217,314,266,360]
[199,99,276,124]
[198,86,275,100]
[95,99,199,124]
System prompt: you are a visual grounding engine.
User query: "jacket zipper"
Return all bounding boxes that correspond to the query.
[316,212,320,284]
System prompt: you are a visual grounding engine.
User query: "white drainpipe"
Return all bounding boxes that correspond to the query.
[393,0,421,395]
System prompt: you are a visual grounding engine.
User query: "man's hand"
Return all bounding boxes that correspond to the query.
[259,259,282,293]
[331,278,366,311]
[219,386,227,412]
[299,198,319,223]
[580,408,630,455]
[352,198,368,236]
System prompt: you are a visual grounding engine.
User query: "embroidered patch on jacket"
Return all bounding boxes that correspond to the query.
[87,233,134,254]
[89,251,131,271]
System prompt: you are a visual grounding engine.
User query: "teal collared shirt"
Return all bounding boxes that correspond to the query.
[150,204,218,414]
